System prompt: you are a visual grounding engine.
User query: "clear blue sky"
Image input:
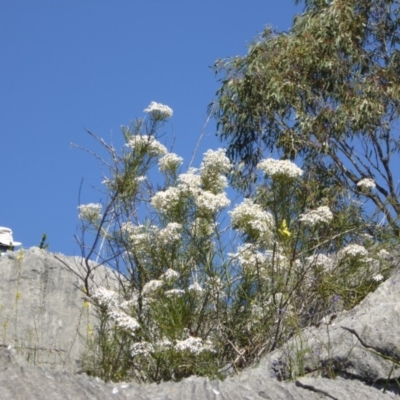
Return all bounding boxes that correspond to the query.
[1,1,302,256]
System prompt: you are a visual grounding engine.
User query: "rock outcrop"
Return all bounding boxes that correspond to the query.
[0,248,117,372]
[0,248,398,399]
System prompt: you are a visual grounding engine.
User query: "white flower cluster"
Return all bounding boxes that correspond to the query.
[299,206,333,227]
[125,135,167,156]
[188,282,203,294]
[357,178,376,189]
[195,191,231,214]
[258,159,303,178]
[142,279,164,296]
[230,199,274,241]
[175,336,214,355]
[201,148,231,174]
[339,244,368,259]
[206,276,225,299]
[372,273,384,282]
[91,287,119,308]
[158,153,183,172]
[78,203,102,222]
[160,268,180,282]
[131,341,154,357]
[144,101,173,119]
[92,286,140,333]
[177,169,202,195]
[304,253,332,268]
[233,244,269,272]
[151,187,181,213]
[165,289,185,298]
[109,309,140,332]
[377,249,391,259]
[158,223,182,245]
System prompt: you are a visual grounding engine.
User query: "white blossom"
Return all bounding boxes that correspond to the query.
[165,288,185,298]
[175,336,214,354]
[125,135,167,156]
[200,148,231,174]
[144,101,173,119]
[91,287,119,308]
[158,223,182,245]
[177,169,202,195]
[158,153,183,172]
[372,273,384,282]
[339,244,368,259]
[109,309,140,332]
[151,187,181,213]
[131,341,154,357]
[357,178,376,189]
[195,191,231,213]
[230,199,274,241]
[160,268,180,281]
[299,206,333,227]
[257,159,303,178]
[78,203,102,222]
[377,249,391,259]
[188,282,203,294]
[142,280,164,296]
[156,337,173,350]
[233,243,269,271]
[305,254,332,268]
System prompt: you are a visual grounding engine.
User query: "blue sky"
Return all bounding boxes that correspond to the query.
[1,1,302,255]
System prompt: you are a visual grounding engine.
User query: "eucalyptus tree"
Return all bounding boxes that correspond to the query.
[213,0,400,235]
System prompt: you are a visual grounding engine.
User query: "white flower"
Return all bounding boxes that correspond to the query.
[160,268,180,281]
[158,153,183,172]
[158,223,182,245]
[188,282,203,294]
[78,203,102,222]
[131,341,154,357]
[109,309,140,332]
[144,101,173,119]
[377,249,391,259]
[305,254,332,268]
[177,169,202,195]
[142,280,164,296]
[175,336,214,354]
[125,135,167,156]
[230,199,274,241]
[339,244,368,259]
[91,287,119,308]
[257,159,303,178]
[156,337,173,350]
[165,289,185,298]
[299,206,333,227]
[200,148,231,174]
[151,187,181,213]
[372,273,384,282]
[233,243,269,271]
[195,191,231,213]
[357,178,376,189]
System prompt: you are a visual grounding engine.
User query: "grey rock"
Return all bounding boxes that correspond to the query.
[0,247,118,372]
[0,248,398,399]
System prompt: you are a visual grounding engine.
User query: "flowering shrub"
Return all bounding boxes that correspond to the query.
[77,102,393,383]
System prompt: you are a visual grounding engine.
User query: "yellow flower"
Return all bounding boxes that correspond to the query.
[16,249,24,261]
[278,219,291,238]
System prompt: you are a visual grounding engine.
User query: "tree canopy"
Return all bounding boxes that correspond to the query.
[213,0,400,234]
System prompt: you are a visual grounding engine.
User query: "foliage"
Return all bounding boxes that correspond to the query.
[75,103,393,383]
[212,0,400,235]
[38,233,49,250]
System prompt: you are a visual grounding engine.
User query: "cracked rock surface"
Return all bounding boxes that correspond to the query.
[0,248,398,399]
